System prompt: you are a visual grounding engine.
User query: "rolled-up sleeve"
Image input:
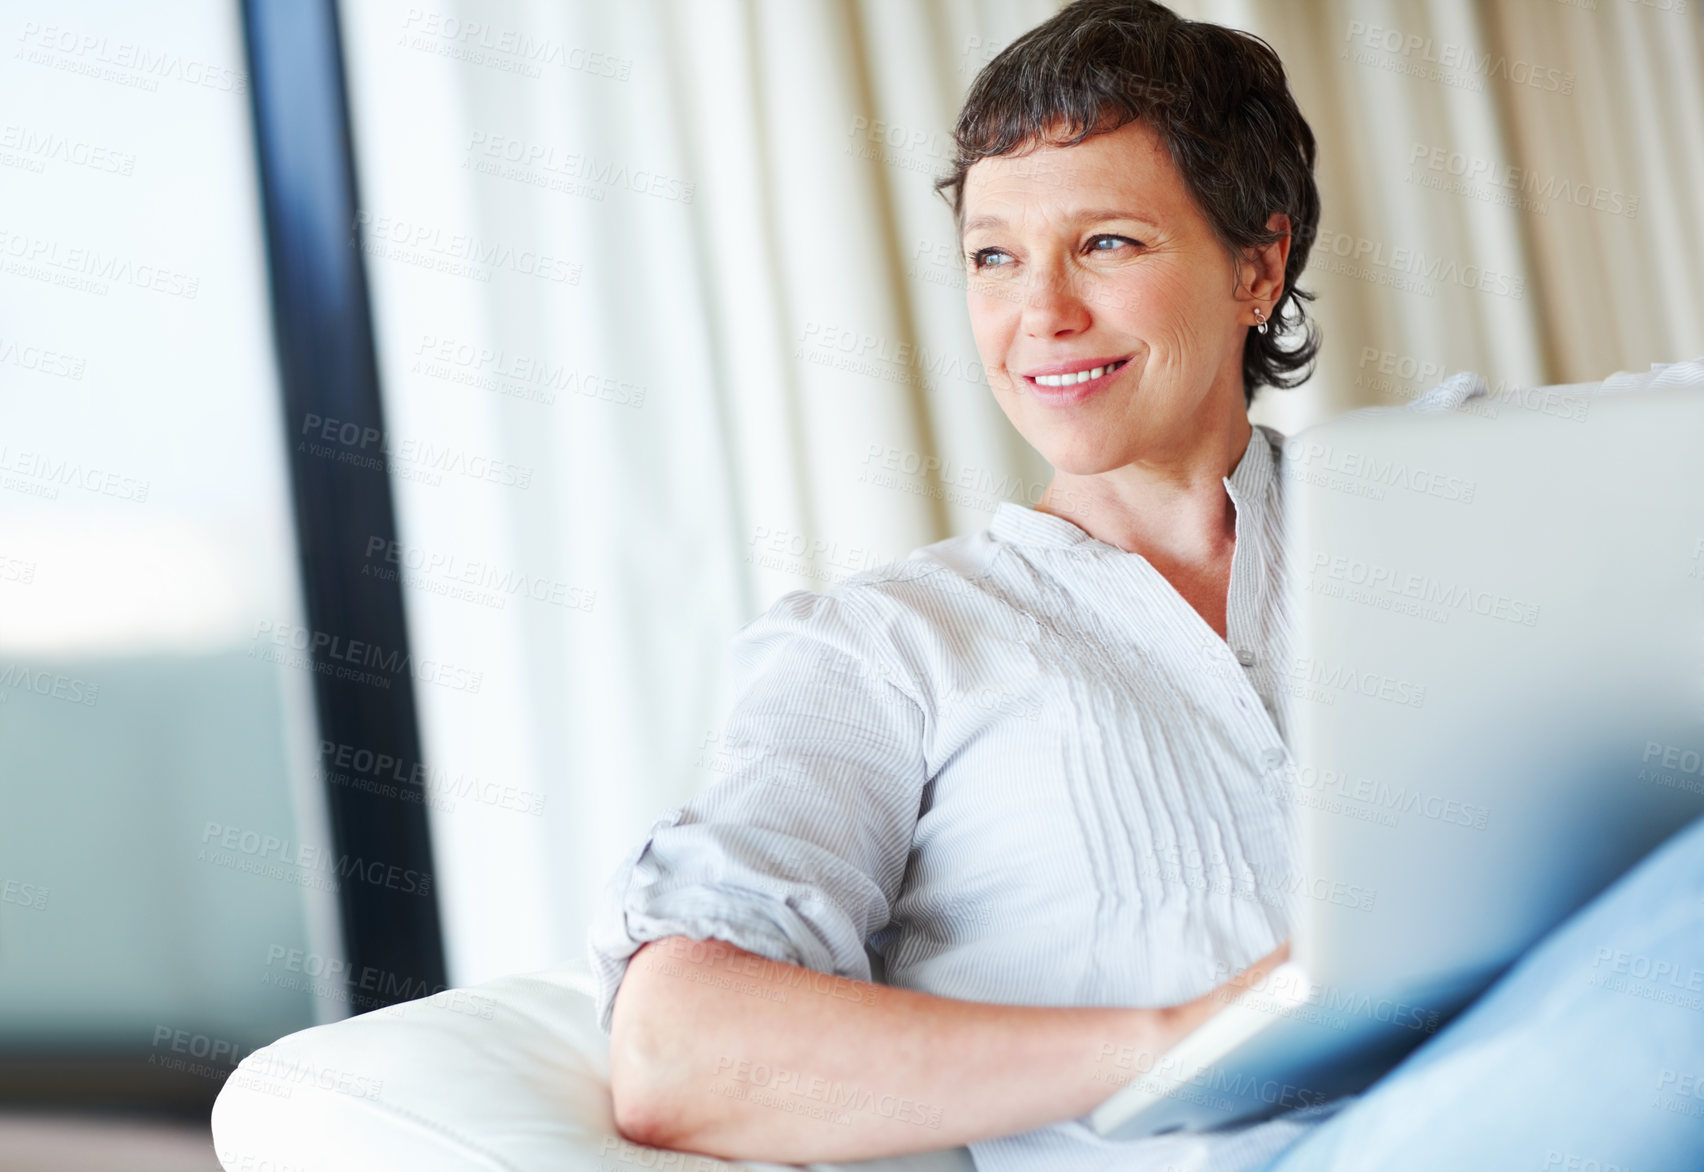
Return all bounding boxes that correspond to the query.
[587,586,930,1033]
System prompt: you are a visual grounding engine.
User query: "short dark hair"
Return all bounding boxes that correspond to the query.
[936,0,1321,405]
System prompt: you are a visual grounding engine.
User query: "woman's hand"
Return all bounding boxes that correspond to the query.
[1156,938,1292,1053]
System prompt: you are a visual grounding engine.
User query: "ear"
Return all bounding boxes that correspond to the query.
[1237,212,1291,305]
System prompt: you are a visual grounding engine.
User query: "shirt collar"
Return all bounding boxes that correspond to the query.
[1226,421,1279,507]
[989,424,1280,551]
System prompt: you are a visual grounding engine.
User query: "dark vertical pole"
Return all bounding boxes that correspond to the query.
[239,0,447,1004]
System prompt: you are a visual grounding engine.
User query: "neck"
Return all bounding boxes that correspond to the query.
[1037,410,1253,564]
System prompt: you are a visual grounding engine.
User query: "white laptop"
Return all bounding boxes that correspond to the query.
[1092,373,1704,1139]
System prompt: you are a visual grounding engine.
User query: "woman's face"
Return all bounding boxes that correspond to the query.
[961,118,1279,476]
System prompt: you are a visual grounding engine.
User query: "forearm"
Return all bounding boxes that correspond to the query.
[608,936,1182,1163]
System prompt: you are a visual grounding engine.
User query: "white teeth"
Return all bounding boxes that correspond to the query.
[1034,360,1121,388]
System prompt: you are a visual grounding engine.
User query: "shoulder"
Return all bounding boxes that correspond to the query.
[824,529,1019,646]
[736,528,1011,702]
[837,529,1004,602]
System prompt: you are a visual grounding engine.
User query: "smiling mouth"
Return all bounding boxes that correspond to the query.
[1025,358,1130,389]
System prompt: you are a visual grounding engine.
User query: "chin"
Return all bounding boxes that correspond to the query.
[1031,436,1126,479]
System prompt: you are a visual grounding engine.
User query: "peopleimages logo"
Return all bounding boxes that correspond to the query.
[1639,741,1704,797]
[352,211,581,285]
[399,9,633,81]
[711,1055,943,1129]
[199,821,432,897]
[15,21,249,95]
[1280,440,1477,507]
[1279,655,1427,710]
[0,445,149,503]
[0,661,99,706]
[318,739,547,816]
[1309,228,1524,300]
[1270,759,1491,832]
[1094,1043,1333,1110]
[795,320,987,392]
[859,443,1052,508]
[297,413,534,489]
[1343,21,1574,95]
[0,228,200,299]
[262,945,497,1019]
[1408,143,1638,218]
[1308,552,1541,628]
[0,332,87,380]
[465,132,694,203]
[364,535,597,614]
[411,333,645,409]
[250,619,484,694]
[0,122,135,176]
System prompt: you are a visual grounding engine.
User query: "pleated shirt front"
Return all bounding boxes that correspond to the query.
[589,422,1330,1170]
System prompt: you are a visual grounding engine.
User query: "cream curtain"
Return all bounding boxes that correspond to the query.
[337,0,1704,986]
[1207,0,1704,428]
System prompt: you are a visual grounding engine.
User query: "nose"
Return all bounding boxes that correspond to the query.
[1020,261,1092,339]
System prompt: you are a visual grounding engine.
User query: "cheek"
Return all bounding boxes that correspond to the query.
[967,289,1019,378]
[1101,271,1213,347]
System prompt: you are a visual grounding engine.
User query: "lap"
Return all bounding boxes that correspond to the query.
[1257,811,1704,1172]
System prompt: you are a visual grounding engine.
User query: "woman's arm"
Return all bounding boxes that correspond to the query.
[609,935,1289,1164]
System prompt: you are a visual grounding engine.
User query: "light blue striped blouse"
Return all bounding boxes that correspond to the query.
[589,420,1345,1171]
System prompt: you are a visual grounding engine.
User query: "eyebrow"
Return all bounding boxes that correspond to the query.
[962,208,1161,236]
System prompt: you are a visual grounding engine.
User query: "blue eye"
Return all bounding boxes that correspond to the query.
[1088,234,1140,252]
[969,247,1013,270]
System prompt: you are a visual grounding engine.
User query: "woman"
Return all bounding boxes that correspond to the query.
[591,3,1704,1170]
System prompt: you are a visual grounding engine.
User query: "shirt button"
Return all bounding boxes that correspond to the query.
[1235,648,1257,666]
